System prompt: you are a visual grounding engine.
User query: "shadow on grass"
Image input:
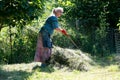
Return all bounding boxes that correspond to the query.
[0,67,31,80]
[91,54,119,67]
[32,65,55,73]
[0,63,55,80]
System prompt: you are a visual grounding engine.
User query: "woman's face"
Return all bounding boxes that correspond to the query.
[55,10,63,17]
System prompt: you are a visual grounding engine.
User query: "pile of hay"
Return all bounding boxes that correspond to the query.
[51,46,94,71]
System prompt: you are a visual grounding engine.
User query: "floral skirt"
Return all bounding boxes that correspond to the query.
[34,33,52,62]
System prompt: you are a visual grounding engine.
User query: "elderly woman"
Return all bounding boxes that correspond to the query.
[34,7,67,67]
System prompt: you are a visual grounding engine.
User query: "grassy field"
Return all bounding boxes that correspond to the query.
[0,62,120,80]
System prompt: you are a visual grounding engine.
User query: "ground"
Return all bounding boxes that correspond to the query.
[0,62,120,80]
[0,47,120,80]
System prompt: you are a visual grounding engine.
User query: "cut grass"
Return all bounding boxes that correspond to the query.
[0,62,120,80]
[106,65,120,72]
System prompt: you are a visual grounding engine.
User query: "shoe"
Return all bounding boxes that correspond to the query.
[45,57,51,65]
[40,63,47,68]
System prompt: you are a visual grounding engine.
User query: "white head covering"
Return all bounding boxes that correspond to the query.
[50,7,63,16]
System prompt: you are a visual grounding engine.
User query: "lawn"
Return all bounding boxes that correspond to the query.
[0,62,120,80]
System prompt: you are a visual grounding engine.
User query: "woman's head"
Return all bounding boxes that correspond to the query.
[52,7,63,17]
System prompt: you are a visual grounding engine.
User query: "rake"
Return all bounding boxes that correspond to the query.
[66,34,79,49]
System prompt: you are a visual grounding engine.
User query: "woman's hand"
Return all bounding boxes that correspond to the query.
[55,28,68,36]
[61,29,68,35]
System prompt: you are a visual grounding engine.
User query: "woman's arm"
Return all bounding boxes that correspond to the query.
[55,27,68,35]
[55,27,63,32]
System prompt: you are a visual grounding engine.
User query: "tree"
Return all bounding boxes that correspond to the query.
[53,0,120,55]
[0,0,45,30]
[0,0,45,63]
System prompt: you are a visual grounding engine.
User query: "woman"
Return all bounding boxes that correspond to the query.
[34,7,68,66]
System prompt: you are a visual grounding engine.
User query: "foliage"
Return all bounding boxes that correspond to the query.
[0,0,120,63]
[0,0,45,63]
[53,0,120,55]
[0,0,45,30]
[117,18,120,30]
[0,22,39,63]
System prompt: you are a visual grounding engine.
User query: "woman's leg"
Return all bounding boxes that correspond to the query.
[43,48,52,63]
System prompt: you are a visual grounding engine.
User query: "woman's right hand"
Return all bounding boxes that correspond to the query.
[55,28,68,36]
[61,29,68,36]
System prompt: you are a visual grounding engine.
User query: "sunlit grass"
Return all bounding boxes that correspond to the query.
[0,62,120,80]
[106,65,120,72]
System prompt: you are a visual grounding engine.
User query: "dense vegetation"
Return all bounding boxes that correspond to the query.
[0,0,120,64]
[53,0,120,55]
[0,0,45,63]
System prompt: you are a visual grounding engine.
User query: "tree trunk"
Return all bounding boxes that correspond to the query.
[0,24,3,31]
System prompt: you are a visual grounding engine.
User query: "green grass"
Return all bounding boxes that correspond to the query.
[0,62,120,80]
